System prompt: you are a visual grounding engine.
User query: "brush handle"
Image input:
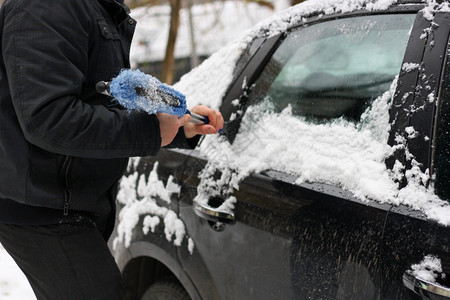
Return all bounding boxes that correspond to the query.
[190,112,209,125]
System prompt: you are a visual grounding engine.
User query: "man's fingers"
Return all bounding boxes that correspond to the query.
[190,105,224,130]
[179,114,191,127]
[197,125,217,135]
[215,111,224,130]
[207,110,217,127]
[183,105,224,139]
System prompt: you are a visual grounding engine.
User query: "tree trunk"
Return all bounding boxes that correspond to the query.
[187,0,199,69]
[161,0,181,84]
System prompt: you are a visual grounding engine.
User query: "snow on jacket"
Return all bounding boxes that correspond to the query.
[0,0,178,216]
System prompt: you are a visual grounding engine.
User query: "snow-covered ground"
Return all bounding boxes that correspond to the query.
[0,245,35,300]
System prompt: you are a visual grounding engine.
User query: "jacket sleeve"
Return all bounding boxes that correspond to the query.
[2,0,161,159]
[165,127,201,150]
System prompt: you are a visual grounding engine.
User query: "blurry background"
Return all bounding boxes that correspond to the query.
[0,0,305,84]
[126,0,305,84]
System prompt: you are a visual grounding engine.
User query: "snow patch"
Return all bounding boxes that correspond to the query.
[174,38,248,110]
[188,238,195,255]
[163,210,186,246]
[419,0,447,43]
[405,126,419,139]
[114,162,193,252]
[402,62,420,73]
[411,255,445,283]
[142,215,160,235]
[0,245,36,300]
[421,0,450,21]
[427,92,436,103]
[127,157,141,172]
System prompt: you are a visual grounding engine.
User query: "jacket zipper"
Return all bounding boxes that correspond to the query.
[62,156,73,216]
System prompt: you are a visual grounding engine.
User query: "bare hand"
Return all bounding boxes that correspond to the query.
[157,113,191,146]
[184,105,224,139]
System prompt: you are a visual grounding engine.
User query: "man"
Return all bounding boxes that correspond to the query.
[0,0,223,299]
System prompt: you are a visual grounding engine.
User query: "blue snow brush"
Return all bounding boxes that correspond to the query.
[96,69,209,124]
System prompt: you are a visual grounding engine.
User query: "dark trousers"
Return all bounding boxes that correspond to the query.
[0,218,124,300]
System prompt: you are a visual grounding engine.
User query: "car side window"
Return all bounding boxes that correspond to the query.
[434,56,450,201]
[248,14,416,123]
[226,14,418,202]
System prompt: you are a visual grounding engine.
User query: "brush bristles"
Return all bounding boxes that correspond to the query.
[109,69,187,116]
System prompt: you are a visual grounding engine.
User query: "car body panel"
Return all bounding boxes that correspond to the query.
[178,150,391,299]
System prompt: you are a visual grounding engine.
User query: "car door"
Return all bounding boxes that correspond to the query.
[177,11,420,300]
[382,11,450,300]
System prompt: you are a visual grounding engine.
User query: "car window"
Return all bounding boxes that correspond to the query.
[226,14,418,204]
[248,14,416,123]
[434,57,450,201]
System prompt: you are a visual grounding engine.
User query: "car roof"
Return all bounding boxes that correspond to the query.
[244,0,428,43]
[286,1,425,31]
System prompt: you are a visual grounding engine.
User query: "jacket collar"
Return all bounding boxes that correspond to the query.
[98,0,131,25]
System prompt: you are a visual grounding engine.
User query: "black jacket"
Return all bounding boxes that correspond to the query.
[0,0,183,217]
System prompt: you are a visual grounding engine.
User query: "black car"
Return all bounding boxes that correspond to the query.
[110,1,450,299]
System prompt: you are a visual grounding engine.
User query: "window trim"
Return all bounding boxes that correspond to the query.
[384,12,450,187]
[431,40,450,176]
[404,12,450,179]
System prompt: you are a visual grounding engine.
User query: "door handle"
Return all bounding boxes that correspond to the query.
[403,270,450,298]
[194,201,235,224]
